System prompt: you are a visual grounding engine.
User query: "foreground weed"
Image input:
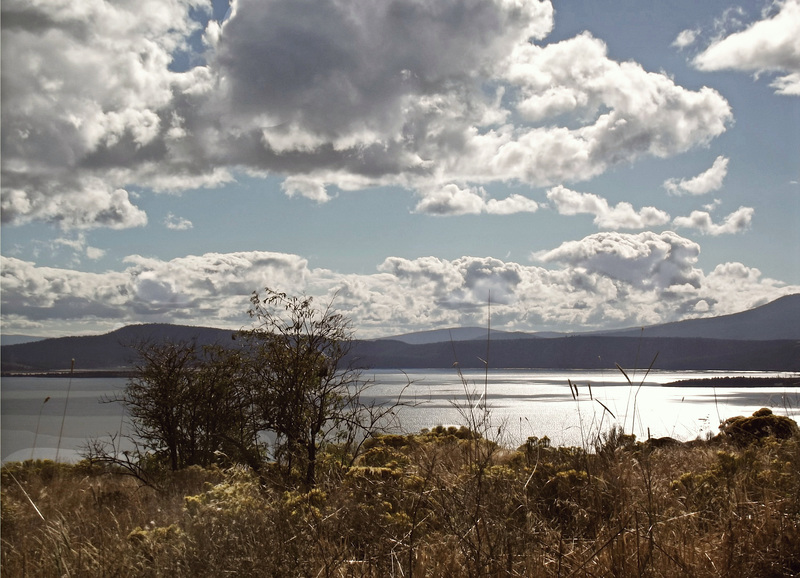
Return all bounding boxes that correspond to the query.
[3,416,799,577]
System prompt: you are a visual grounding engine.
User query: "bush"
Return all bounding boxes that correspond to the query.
[717,407,800,446]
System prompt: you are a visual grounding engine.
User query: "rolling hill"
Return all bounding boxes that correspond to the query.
[383,294,800,343]
[591,294,800,340]
[0,324,236,373]
[2,294,798,373]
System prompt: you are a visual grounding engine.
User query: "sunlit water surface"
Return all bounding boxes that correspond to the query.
[3,369,798,463]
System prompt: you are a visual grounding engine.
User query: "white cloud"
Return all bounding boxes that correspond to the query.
[1,0,734,228]
[703,262,794,316]
[673,29,700,49]
[0,250,312,334]
[85,246,106,260]
[485,194,540,215]
[4,233,796,338]
[534,231,703,291]
[693,0,800,95]
[281,177,332,203]
[500,32,732,160]
[414,185,487,216]
[664,156,729,196]
[1,180,148,230]
[547,186,671,229]
[0,0,216,229]
[0,256,132,319]
[164,212,194,231]
[673,206,754,235]
[53,236,87,253]
[414,184,539,216]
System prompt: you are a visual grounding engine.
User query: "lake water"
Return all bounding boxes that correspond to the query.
[2,369,799,463]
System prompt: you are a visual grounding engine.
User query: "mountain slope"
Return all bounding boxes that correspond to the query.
[0,324,236,372]
[2,295,799,373]
[381,293,800,343]
[351,336,800,371]
[594,294,800,340]
[383,327,543,345]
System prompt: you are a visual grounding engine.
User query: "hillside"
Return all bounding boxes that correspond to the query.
[2,294,799,373]
[353,336,800,371]
[384,293,800,343]
[3,332,799,373]
[381,326,540,345]
[0,324,236,373]
[591,294,800,340]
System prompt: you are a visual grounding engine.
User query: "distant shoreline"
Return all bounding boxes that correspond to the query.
[664,376,800,387]
[4,371,800,386]
[1,370,136,379]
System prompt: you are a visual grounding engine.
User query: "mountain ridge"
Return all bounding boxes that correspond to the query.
[2,294,798,372]
[588,294,800,340]
[384,294,800,344]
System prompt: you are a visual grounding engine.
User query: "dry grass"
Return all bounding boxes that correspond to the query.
[3,421,799,577]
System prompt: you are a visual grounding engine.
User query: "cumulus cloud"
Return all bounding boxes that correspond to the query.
[0,256,132,321]
[0,250,312,334]
[414,185,539,216]
[0,0,218,229]
[534,231,704,291]
[547,186,671,229]
[664,156,729,195]
[693,0,800,95]
[486,194,540,216]
[500,32,731,159]
[1,179,148,230]
[164,213,193,231]
[4,233,796,338]
[414,185,487,216]
[281,177,332,203]
[673,206,754,235]
[1,0,734,229]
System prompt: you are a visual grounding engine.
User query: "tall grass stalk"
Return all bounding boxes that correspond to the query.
[30,396,51,461]
[617,352,658,437]
[55,358,75,462]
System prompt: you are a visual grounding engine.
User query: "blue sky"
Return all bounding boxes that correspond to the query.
[1,0,799,338]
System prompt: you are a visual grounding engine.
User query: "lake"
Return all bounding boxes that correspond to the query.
[2,369,799,463]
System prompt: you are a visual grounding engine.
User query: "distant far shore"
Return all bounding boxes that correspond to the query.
[664,376,800,387]
[4,371,799,387]
[1,370,137,379]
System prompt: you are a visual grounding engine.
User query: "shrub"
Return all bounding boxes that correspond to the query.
[718,407,800,446]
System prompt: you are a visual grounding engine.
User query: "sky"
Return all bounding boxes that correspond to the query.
[1,0,799,340]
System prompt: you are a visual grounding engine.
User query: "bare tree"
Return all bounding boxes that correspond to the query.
[242,288,371,487]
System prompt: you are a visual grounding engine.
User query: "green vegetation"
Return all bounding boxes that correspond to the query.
[3,413,799,577]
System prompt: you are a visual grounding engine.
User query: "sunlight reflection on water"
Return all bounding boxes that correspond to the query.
[2,369,798,462]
